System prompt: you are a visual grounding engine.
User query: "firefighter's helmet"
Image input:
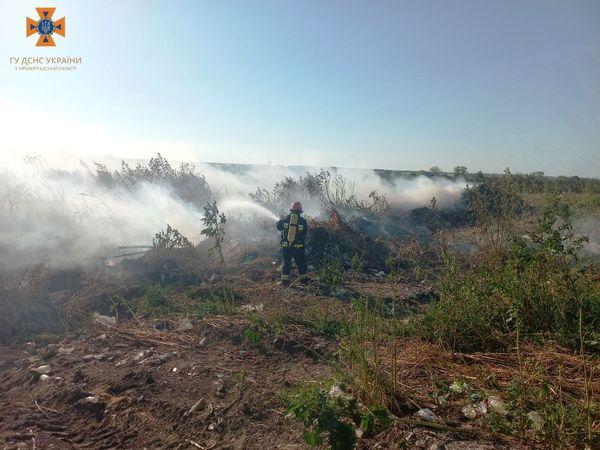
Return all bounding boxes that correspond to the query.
[290,201,303,212]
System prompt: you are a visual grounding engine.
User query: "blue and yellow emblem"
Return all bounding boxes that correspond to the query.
[26,8,66,47]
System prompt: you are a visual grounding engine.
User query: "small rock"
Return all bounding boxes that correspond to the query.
[487,396,508,416]
[461,404,477,419]
[417,408,436,421]
[527,411,544,431]
[32,365,52,375]
[93,312,116,326]
[40,374,50,381]
[177,318,193,331]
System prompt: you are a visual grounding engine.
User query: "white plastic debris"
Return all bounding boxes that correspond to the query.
[527,411,544,431]
[240,303,264,312]
[417,408,437,421]
[177,317,194,331]
[58,347,74,355]
[32,365,51,375]
[40,374,50,381]
[435,394,448,407]
[487,396,508,415]
[328,385,345,399]
[133,349,153,361]
[93,312,116,326]
[184,398,206,416]
[84,395,99,404]
[475,400,488,415]
[461,404,478,419]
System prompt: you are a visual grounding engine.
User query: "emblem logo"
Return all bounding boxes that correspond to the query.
[26,8,66,47]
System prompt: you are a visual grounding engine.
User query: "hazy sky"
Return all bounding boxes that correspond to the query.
[1,1,599,176]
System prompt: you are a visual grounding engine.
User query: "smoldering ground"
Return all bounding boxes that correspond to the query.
[0,155,469,272]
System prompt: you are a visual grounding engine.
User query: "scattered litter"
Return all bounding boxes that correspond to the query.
[93,312,116,326]
[133,350,154,361]
[475,400,488,415]
[461,404,477,419]
[487,396,508,415]
[177,318,194,331]
[40,374,50,382]
[32,365,51,375]
[58,347,74,355]
[240,303,264,312]
[215,381,226,398]
[184,397,206,417]
[172,367,177,372]
[198,337,207,347]
[417,408,437,421]
[527,411,544,431]
[84,395,100,404]
[139,352,174,365]
[355,428,364,438]
[435,394,448,406]
[83,353,106,362]
[328,385,345,399]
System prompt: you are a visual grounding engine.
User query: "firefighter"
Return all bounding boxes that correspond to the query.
[276,201,309,286]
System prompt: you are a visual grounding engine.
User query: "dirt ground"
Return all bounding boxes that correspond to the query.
[0,275,578,449]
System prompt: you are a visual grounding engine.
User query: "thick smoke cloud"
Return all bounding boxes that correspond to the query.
[0,156,468,271]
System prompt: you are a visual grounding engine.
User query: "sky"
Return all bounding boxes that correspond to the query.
[0,0,599,176]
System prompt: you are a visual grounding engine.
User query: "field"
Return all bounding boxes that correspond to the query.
[0,157,599,449]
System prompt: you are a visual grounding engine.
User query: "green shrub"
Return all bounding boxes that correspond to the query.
[284,382,390,449]
[138,285,174,315]
[319,258,344,288]
[418,205,600,352]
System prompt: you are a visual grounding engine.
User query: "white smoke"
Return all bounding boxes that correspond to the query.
[0,154,468,271]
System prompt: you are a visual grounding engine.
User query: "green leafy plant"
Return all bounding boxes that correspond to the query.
[284,382,390,449]
[318,258,344,288]
[138,285,173,315]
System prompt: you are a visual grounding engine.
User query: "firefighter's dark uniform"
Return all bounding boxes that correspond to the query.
[276,212,308,284]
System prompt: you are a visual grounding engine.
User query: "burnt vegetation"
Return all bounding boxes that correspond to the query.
[1,155,599,449]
